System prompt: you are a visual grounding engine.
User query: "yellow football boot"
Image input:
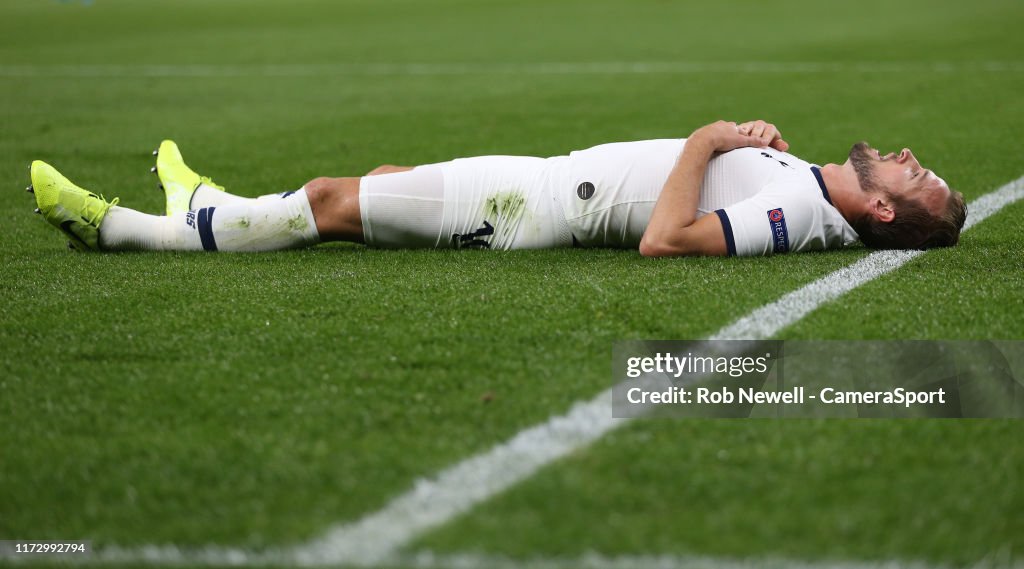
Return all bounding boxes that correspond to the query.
[153,140,225,215]
[29,161,117,251]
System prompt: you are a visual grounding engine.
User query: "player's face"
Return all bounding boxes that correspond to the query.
[848,142,952,215]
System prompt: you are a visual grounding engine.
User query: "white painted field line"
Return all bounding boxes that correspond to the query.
[1,61,1024,77]
[291,393,619,565]
[12,175,1024,568]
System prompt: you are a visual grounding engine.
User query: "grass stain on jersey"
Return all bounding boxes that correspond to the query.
[483,191,526,222]
[481,191,533,248]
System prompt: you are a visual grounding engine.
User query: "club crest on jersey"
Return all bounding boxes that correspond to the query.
[766,208,790,253]
[760,151,791,169]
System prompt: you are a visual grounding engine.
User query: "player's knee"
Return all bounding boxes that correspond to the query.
[303,177,343,213]
[304,176,334,194]
[304,176,338,203]
[303,176,360,220]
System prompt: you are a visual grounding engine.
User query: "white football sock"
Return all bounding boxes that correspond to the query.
[188,184,253,209]
[99,206,201,250]
[100,189,320,252]
[188,185,311,209]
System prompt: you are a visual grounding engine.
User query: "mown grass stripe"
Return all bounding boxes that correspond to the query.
[86,545,1022,568]
[2,61,1024,77]
[390,551,1017,569]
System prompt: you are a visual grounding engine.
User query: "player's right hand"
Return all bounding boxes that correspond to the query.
[736,120,789,152]
[690,120,789,153]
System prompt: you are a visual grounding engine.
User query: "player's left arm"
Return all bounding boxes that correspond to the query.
[639,120,788,257]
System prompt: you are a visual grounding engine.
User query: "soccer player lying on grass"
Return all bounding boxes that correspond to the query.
[27,119,966,256]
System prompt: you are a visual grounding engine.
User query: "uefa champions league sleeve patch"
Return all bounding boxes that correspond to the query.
[766,208,790,253]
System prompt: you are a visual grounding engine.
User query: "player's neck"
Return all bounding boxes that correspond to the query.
[819,163,870,224]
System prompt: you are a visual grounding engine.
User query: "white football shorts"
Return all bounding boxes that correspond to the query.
[359,156,574,250]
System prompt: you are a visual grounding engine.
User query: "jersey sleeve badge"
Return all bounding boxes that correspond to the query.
[767,208,790,253]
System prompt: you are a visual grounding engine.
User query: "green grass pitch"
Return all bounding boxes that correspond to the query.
[1,0,1023,567]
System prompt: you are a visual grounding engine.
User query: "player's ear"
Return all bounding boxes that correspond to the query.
[869,196,895,223]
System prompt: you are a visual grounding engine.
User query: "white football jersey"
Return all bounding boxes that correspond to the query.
[556,139,859,254]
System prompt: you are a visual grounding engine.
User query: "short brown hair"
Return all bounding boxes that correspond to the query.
[855,189,967,250]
